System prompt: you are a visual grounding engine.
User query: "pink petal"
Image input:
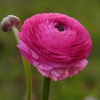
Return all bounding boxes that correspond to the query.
[49,74,58,81]
[74,59,88,68]
[68,59,88,77]
[37,68,49,77]
[38,63,53,70]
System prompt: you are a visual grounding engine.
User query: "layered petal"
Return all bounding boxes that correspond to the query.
[17,13,92,81]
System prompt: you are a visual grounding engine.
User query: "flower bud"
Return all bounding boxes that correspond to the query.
[0,15,20,32]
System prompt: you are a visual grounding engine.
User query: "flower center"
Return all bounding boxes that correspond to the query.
[55,23,64,31]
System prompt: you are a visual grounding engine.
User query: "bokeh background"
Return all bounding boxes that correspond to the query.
[0,0,100,100]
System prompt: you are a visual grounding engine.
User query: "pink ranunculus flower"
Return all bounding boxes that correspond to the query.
[17,13,92,81]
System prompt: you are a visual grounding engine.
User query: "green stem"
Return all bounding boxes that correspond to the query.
[42,77,51,100]
[12,26,19,42]
[22,57,32,100]
[12,26,32,100]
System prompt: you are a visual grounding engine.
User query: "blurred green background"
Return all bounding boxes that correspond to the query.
[0,0,100,100]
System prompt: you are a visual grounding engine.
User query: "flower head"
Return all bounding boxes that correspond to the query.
[17,13,92,81]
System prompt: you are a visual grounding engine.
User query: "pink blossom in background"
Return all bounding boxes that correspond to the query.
[17,13,92,81]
